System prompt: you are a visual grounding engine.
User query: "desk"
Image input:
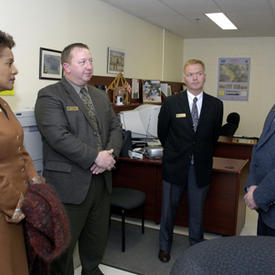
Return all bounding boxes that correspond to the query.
[112,157,249,236]
[214,136,257,160]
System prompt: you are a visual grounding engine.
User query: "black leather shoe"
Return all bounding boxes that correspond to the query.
[158,250,170,263]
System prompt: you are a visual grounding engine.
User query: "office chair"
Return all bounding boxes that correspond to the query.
[171,236,275,275]
[220,112,240,136]
[110,187,146,252]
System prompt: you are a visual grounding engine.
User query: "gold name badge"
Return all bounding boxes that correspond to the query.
[66,106,79,111]
[176,113,186,118]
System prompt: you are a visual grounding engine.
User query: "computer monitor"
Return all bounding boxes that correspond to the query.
[119,104,161,139]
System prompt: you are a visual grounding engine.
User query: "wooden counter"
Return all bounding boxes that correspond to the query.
[214,136,257,160]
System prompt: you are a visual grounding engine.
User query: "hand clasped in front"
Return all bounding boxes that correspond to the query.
[90,149,116,174]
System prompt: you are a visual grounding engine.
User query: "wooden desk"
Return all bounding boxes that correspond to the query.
[214,136,257,160]
[112,157,249,236]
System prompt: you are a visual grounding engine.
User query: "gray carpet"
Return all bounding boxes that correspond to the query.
[102,220,190,275]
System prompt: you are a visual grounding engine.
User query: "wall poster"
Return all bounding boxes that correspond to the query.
[217,57,250,101]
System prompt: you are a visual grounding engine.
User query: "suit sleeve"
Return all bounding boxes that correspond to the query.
[245,147,258,189]
[157,99,170,146]
[22,145,38,180]
[246,107,275,212]
[103,96,123,158]
[35,90,99,170]
[253,168,275,212]
[248,143,275,212]
[214,100,223,142]
[0,175,23,218]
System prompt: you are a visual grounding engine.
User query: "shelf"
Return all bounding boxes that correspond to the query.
[112,103,140,114]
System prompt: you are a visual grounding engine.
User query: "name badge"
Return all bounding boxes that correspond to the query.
[176,113,186,118]
[66,106,79,111]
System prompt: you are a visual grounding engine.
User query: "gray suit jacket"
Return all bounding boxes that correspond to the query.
[246,104,275,229]
[35,78,123,204]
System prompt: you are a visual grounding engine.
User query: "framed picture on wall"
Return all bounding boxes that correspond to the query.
[39,47,62,80]
[107,47,125,74]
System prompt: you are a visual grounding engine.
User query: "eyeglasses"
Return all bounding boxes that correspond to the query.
[184,72,204,78]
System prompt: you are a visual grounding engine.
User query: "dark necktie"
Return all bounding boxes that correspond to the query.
[191,97,199,132]
[79,88,102,150]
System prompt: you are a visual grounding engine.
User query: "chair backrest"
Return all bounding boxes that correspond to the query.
[220,112,240,136]
[120,130,132,157]
[171,236,275,275]
[226,112,240,126]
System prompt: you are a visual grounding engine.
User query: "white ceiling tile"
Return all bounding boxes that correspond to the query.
[100,0,275,38]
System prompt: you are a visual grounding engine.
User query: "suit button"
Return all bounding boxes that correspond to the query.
[21,168,25,172]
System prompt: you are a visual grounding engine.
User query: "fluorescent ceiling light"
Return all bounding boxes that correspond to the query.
[205,12,237,30]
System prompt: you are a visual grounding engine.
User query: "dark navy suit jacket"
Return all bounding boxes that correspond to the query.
[246,104,275,229]
[158,90,223,187]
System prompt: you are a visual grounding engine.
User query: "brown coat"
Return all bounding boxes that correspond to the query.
[0,97,37,275]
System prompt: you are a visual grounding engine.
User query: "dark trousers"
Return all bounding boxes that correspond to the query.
[257,214,275,237]
[159,165,209,252]
[50,175,110,275]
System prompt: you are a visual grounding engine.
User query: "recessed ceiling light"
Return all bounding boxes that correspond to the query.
[205,12,237,30]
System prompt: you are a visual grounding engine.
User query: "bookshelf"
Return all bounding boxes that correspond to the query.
[88,75,184,113]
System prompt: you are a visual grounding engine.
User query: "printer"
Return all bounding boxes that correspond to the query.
[144,145,163,159]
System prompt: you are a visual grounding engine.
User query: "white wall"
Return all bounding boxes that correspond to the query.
[6,1,271,137]
[183,37,275,137]
[163,30,184,82]
[0,0,183,111]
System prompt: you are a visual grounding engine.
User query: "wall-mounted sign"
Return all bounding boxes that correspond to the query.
[217,57,250,101]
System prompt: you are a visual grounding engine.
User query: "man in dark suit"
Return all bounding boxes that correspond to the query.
[245,105,275,236]
[158,59,223,262]
[35,43,122,275]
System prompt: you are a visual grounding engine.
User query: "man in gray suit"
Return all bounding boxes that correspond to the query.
[35,43,123,275]
[245,104,275,236]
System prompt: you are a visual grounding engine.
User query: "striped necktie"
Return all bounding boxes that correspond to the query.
[79,88,102,150]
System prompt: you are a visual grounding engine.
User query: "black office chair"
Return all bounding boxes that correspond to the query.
[171,236,275,275]
[110,187,146,252]
[220,112,240,136]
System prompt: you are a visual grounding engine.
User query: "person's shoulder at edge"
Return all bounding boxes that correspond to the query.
[203,91,223,104]
[88,85,107,96]
[37,79,64,97]
[162,90,185,104]
[88,85,112,105]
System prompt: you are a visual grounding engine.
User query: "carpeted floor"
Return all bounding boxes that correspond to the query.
[102,220,190,275]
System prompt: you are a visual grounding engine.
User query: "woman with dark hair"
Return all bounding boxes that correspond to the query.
[0,30,42,275]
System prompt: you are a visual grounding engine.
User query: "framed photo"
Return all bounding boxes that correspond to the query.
[142,80,162,103]
[39,47,62,80]
[107,47,125,74]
